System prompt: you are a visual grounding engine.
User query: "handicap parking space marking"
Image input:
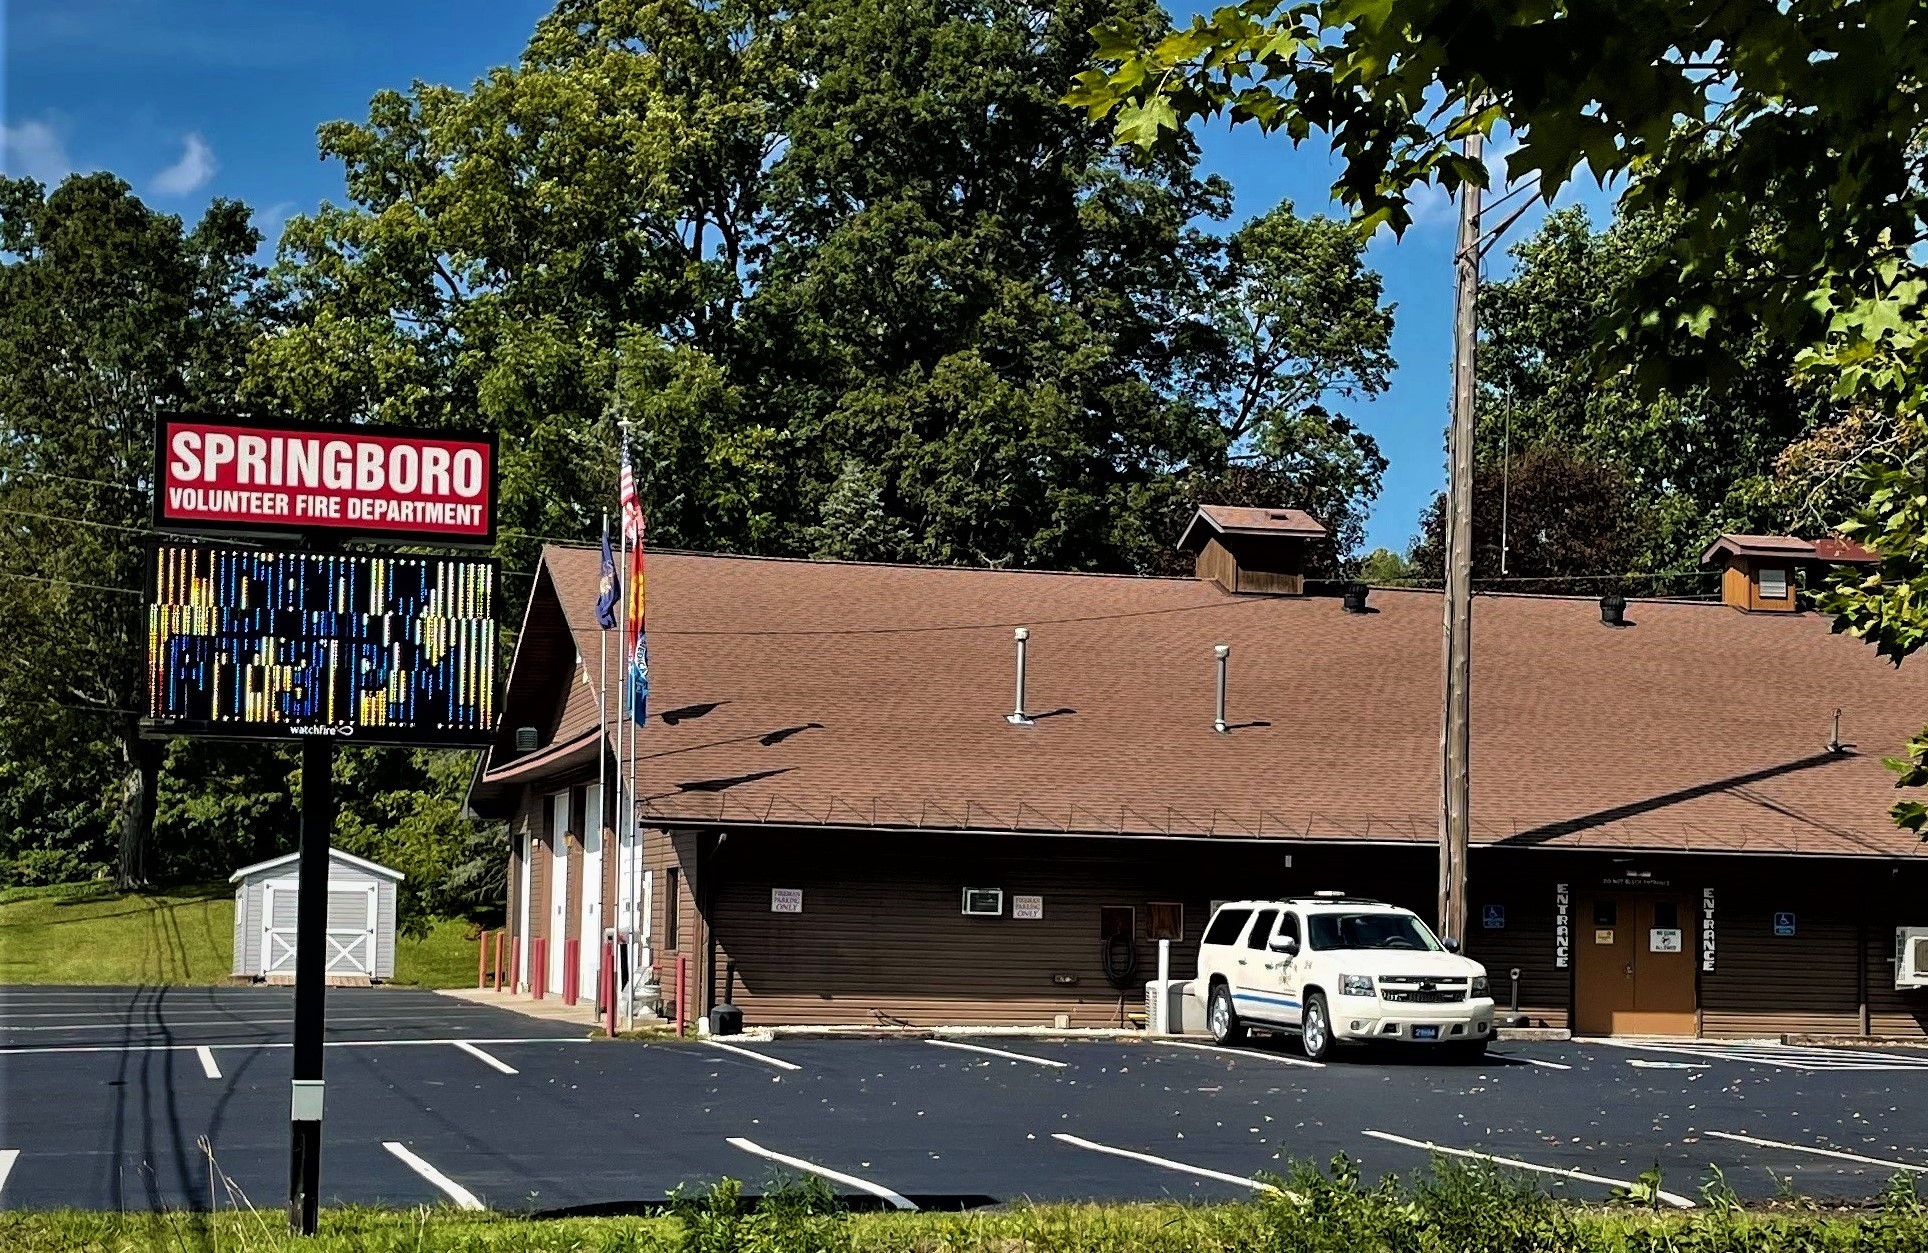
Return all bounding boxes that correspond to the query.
[1154,1040,1324,1069]
[0,1149,16,1200]
[1591,1039,1928,1072]
[452,1041,518,1075]
[382,1141,485,1210]
[1051,1133,1286,1195]
[708,1041,802,1072]
[1705,1131,1928,1173]
[727,1137,917,1209]
[195,1046,221,1079]
[924,1039,1068,1068]
[1362,1130,1697,1209]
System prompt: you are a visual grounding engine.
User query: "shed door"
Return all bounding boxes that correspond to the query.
[259,878,379,977]
[262,879,301,974]
[547,792,569,994]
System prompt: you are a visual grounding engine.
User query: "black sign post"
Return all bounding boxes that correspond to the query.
[289,735,334,1235]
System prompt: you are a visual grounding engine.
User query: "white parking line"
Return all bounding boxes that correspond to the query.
[1705,1131,1928,1173]
[452,1041,517,1075]
[1155,1040,1323,1069]
[727,1137,916,1209]
[1590,1039,1928,1072]
[195,1046,220,1079]
[1361,1130,1696,1209]
[708,1041,801,1072]
[382,1142,484,1210]
[925,1039,1067,1068]
[0,1036,591,1057]
[1488,1053,1571,1070]
[0,1149,17,1199]
[1051,1133,1284,1194]
[1628,1059,1709,1070]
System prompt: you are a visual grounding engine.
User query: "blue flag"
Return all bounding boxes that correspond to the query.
[595,522,619,630]
[629,633,649,725]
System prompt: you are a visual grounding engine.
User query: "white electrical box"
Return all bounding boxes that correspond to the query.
[1895,928,1928,989]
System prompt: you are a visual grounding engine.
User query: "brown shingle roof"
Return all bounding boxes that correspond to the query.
[524,544,1928,859]
[1700,534,1819,564]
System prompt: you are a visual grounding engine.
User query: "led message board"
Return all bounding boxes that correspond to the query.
[145,543,499,745]
[155,415,497,545]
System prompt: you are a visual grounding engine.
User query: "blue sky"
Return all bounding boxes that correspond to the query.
[2,0,1604,552]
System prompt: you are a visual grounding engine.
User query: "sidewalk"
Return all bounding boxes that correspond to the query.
[437,985,661,1030]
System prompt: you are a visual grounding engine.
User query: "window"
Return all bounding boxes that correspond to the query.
[1245,909,1280,950]
[1594,900,1617,928]
[1307,912,1441,952]
[1653,901,1679,930]
[665,867,680,950]
[1146,902,1184,942]
[962,888,1004,916]
[1278,912,1302,946]
[1759,566,1789,600]
[1203,908,1252,946]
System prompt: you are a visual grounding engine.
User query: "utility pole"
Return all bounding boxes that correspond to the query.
[1438,123,1481,948]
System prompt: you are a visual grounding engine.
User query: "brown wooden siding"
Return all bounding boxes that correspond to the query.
[1459,865,1571,1032]
[693,833,1438,1028]
[1192,535,1307,597]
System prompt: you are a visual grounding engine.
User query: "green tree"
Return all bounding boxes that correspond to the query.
[259,0,1394,578]
[0,173,264,887]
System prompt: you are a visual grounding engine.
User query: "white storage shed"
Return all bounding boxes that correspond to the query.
[230,849,405,983]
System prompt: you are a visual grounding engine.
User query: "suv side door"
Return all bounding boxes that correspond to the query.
[1270,909,1306,1025]
[1233,907,1289,1024]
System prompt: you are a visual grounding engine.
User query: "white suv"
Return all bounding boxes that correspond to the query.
[1194,894,1495,1061]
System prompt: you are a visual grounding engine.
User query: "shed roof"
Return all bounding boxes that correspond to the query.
[473,544,1928,860]
[1176,505,1328,552]
[228,847,406,884]
[1700,534,1820,564]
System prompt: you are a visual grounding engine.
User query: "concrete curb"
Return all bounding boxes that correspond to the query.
[1495,1028,1571,1042]
[1786,1036,1928,1049]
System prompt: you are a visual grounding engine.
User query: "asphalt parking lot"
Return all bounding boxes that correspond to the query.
[6,986,1928,1213]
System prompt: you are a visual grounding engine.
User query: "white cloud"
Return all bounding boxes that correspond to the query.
[1390,135,1526,234]
[151,132,217,196]
[0,117,75,185]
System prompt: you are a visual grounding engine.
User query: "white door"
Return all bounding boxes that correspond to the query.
[516,832,532,992]
[259,878,376,976]
[262,878,300,974]
[547,791,568,994]
[578,784,603,998]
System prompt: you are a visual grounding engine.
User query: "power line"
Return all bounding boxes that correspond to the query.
[0,468,150,495]
[0,571,141,597]
[0,506,160,537]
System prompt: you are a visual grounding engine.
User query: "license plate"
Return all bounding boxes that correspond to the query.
[1412,1026,1439,1041]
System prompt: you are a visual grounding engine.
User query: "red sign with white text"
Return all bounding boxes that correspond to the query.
[155,416,497,545]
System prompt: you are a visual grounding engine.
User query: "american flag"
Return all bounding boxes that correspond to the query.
[619,448,642,544]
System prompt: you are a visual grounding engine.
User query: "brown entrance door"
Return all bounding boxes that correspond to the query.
[1574,894,1697,1036]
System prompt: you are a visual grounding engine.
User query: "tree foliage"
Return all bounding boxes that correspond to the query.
[253,0,1395,577]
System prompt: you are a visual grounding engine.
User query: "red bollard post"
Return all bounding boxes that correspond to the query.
[532,939,546,999]
[675,956,688,1038]
[563,939,578,1006]
[478,930,488,989]
[494,931,506,992]
[603,940,617,1037]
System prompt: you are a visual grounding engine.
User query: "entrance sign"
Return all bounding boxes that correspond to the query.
[156,415,497,545]
[1701,888,1717,972]
[1554,883,1570,969]
[144,544,499,745]
[1773,911,1796,937]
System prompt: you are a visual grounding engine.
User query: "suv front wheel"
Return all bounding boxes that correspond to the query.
[1207,982,1247,1045]
[1300,992,1334,1061]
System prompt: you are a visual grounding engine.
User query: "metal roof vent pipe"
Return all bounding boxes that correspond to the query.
[1213,644,1230,734]
[1600,594,1628,627]
[1006,627,1035,725]
[1342,582,1370,613]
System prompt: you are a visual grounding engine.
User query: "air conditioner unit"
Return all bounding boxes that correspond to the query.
[962,888,1003,917]
[1896,928,1928,990]
[514,726,539,753]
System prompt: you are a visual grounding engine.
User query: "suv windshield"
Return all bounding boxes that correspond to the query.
[1307,911,1441,952]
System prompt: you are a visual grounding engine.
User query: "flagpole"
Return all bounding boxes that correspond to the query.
[597,509,609,1026]
[618,415,636,1032]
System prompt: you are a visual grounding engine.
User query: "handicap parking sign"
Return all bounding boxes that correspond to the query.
[1773,911,1796,937]
[1481,904,1505,930]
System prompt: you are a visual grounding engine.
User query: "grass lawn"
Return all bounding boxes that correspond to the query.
[0,882,479,987]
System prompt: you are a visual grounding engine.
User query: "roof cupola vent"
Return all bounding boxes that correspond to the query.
[1699,534,1876,613]
[1342,582,1370,613]
[1599,594,1627,627]
[1176,505,1328,596]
